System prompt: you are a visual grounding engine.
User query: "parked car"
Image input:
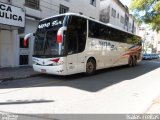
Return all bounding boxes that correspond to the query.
[143,54,151,60]
[143,53,159,60]
[155,54,159,59]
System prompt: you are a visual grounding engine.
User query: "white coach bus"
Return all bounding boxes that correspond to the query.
[25,13,142,75]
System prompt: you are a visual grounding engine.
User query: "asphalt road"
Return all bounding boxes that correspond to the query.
[0,59,160,119]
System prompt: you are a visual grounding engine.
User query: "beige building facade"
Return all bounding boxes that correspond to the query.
[0,0,100,68]
[100,0,139,35]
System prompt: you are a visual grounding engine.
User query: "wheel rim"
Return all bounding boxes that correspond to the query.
[86,61,94,74]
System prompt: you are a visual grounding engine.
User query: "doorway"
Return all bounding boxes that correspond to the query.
[19,37,29,66]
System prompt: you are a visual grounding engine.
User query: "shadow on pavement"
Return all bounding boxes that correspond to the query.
[0,99,54,105]
[0,61,160,92]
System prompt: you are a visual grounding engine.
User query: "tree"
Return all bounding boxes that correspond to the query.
[130,0,160,31]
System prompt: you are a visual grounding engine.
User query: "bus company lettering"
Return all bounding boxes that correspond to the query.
[99,41,117,50]
[0,3,23,21]
[99,41,111,47]
[38,22,50,29]
[52,20,62,26]
[38,20,63,29]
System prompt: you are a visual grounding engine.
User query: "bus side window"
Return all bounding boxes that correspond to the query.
[89,21,110,41]
[67,16,87,55]
[126,34,133,44]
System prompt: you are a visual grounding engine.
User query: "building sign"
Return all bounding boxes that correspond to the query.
[0,2,25,27]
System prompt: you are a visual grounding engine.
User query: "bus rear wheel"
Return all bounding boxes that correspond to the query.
[86,59,96,75]
[128,56,133,67]
[133,56,137,66]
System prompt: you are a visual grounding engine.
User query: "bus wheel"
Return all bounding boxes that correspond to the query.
[133,56,137,66]
[128,56,133,67]
[86,59,96,75]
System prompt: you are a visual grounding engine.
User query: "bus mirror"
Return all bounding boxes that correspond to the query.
[24,33,35,47]
[57,27,67,43]
[24,38,28,47]
[57,34,62,43]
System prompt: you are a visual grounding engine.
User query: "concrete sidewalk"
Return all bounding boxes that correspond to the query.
[0,66,41,81]
[146,96,160,114]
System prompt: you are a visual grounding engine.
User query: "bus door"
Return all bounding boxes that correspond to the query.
[76,17,87,73]
[66,29,78,74]
[66,16,87,74]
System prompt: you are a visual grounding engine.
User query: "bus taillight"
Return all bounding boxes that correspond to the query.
[50,58,60,63]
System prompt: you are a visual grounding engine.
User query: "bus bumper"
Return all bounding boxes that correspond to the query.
[33,64,68,75]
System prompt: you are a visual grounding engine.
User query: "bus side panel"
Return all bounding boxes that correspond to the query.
[112,42,131,66]
[85,38,101,70]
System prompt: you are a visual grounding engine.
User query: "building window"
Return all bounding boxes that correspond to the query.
[79,12,83,15]
[25,0,40,10]
[90,0,96,7]
[20,37,29,48]
[120,16,124,24]
[117,13,119,19]
[59,4,69,14]
[7,0,11,3]
[111,8,116,18]
[129,23,131,29]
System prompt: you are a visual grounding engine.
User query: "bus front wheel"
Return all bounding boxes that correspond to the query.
[86,58,96,75]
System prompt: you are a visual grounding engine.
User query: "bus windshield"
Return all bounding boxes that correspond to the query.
[33,16,66,58]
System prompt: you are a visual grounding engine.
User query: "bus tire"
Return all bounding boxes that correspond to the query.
[128,56,133,67]
[133,56,137,66]
[86,58,96,75]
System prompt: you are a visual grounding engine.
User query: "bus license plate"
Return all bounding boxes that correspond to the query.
[41,69,46,73]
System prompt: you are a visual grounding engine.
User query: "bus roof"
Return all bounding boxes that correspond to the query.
[40,13,141,38]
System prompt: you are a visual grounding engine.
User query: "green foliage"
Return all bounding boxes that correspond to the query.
[130,0,160,31]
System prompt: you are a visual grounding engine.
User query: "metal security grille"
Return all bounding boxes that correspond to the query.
[90,0,96,7]
[25,0,40,10]
[59,5,69,14]
[19,55,29,65]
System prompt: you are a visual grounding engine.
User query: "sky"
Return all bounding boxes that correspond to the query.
[119,0,131,7]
